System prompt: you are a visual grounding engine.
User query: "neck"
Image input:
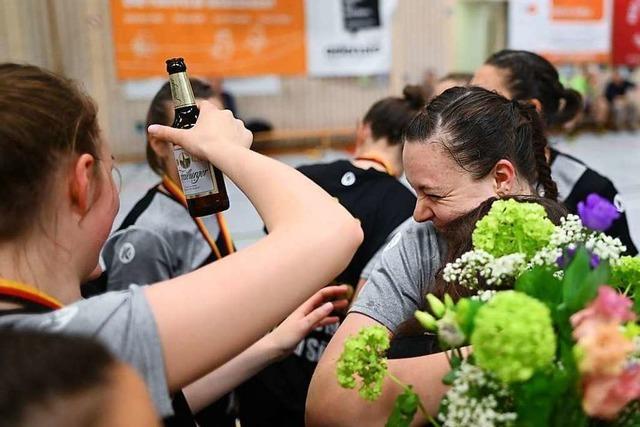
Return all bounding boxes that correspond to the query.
[353,140,403,177]
[0,233,81,306]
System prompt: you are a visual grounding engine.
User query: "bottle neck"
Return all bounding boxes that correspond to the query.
[168,71,196,108]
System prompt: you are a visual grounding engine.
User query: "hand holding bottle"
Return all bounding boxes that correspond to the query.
[148,101,252,163]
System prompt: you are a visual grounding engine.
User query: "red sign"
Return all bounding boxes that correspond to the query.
[613,0,640,66]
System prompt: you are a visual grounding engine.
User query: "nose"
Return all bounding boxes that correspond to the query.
[413,198,434,223]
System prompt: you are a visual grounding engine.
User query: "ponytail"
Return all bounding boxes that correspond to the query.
[554,88,583,127]
[514,101,559,201]
[486,50,584,129]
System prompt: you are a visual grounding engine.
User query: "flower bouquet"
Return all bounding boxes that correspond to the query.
[337,195,640,427]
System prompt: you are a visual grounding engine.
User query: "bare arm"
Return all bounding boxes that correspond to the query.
[306,313,450,427]
[183,285,349,412]
[145,103,363,391]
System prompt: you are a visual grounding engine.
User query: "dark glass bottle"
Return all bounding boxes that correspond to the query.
[166,58,229,216]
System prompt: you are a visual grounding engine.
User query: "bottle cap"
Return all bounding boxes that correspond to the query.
[166,58,186,74]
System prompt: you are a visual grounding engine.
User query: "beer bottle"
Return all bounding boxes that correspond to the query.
[166,58,229,216]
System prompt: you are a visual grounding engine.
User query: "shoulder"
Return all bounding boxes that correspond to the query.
[383,219,441,258]
[550,149,617,200]
[297,160,348,178]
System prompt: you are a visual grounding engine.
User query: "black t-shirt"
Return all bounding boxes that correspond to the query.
[238,160,416,427]
[605,80,635,103]
[550,149,637,256]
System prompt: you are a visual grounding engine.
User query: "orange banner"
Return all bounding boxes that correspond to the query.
[551,0,604,21]
[111,0,306,79]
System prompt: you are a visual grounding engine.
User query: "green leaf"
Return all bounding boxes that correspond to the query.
[512,369,572,427]
[515,267,563,312]
[385,387,419,427]
[442,367,458,386]
[562,248,610,313]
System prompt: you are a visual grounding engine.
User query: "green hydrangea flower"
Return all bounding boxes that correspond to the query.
[471,291,556,383]
[472,199,555,258]
[336,325,389,401]
[611,256,640,290]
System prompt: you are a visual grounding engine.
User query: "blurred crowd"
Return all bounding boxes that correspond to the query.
[421,64,639,134]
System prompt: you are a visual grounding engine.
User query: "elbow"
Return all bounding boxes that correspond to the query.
[346,216,364,252]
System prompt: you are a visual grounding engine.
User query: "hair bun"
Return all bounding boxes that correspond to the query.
[402,85,426,110]
[556,88,583,126]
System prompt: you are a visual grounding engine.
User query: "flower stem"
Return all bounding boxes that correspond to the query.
[387,373,442,427]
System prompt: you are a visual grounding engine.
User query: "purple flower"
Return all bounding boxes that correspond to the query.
[590,254,601,269]
[557,247,577,268]
[577,194,621,232]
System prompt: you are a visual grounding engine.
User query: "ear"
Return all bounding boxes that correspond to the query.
[529,98,543,114]
[69,154,97,216]
[148,133,172,162]
[492,159,517,197]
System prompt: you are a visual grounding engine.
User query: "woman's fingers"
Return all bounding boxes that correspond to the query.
[301,302,334,332]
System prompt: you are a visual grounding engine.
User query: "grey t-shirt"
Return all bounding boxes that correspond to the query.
[102,189,219,290]
[349,218,445,332]
[0,286,173,417]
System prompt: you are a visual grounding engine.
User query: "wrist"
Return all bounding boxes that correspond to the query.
[259,332,290,362]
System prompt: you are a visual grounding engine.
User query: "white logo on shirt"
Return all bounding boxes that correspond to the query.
[614,194,625,213]
[384,231,403,252]
[341,171,356,187]
[39,306,79,332]
[118,242,136,264]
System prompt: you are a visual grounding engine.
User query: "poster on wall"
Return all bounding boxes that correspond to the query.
[508,0,612,62]
[612,0,640,66]
[111,0,307,79]
[304,0,397,76]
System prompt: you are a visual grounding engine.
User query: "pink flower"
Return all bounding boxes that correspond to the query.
[571,286,636,340]
[583,364,640,420]
[592,287,636,323]
[576,323,634,376]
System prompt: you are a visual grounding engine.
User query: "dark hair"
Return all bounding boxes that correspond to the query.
[485,50,583,128]
[0,63,101,240]
[145,78,216,175]
[405,86,559,200]
[362,85,426,146]
[393,195,568,340]
[432,195,568,301]
[0,329,116,427]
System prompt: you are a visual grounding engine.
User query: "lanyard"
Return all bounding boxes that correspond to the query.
[354,155,394,176]
[161,175,235,260]
[0,278,63,310]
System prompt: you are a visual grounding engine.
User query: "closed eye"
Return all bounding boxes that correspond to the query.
[426,194,444,200]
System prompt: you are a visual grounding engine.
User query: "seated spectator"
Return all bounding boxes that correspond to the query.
[605,68,638,130]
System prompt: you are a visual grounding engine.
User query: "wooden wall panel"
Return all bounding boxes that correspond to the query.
[0,0,457,158]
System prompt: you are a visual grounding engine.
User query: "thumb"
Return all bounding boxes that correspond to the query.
[147,124,187,146]
[302,302,334,332]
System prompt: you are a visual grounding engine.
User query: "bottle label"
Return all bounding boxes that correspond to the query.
[169,72,196,108]
[173,146,219,198]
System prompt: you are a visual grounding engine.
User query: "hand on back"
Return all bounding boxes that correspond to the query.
[267,285,351,359]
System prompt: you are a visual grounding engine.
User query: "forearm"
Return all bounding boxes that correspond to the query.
[147,146,362,391]
[307,313,450,427]
[183,334,282,413]
[203,144,355,234]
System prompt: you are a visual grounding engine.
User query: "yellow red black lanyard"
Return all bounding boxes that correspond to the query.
[161,175,234,260]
